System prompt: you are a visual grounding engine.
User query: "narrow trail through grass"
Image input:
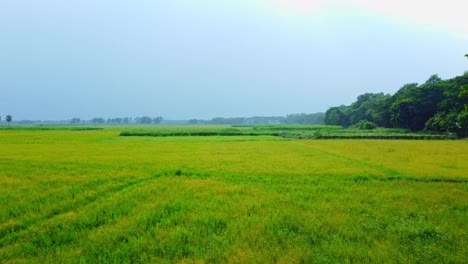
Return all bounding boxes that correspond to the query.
[0,174,159,247]
[291,141,407,178]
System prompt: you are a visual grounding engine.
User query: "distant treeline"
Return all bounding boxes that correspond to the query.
[69,116,163,125]
[324,73,468,136]
[4,113,325,126]
[71,113,324,125]
[188,113,325,125]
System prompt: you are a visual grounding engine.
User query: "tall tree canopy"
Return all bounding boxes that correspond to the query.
[325,73,468,135]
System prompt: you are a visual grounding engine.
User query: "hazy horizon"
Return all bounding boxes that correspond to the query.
[1,0,467,120]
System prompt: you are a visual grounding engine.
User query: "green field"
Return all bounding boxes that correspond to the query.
[0,126,467,263]
[120,125,450,140]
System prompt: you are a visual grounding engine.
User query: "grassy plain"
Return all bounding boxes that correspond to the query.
[0,126,467,263]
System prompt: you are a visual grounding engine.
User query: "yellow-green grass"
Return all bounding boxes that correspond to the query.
[0,127,467,263]
[295,140,468,179]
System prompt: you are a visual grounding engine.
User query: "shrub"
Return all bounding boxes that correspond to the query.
[352,120,378,130]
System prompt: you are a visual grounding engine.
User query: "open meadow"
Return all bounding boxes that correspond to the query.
[0,126,467,263]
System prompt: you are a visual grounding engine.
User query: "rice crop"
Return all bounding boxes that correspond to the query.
[0,126,466,263]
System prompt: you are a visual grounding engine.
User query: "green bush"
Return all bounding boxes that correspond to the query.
[351,120,378,130]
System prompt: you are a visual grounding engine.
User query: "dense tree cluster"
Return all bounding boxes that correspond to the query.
[91,117,106,124]
[284,113,325,125]
[135,116,163,124]
[324,73,468,136]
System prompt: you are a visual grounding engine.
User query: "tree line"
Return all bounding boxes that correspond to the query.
[188,113,325,125]
[324,72,468,136]
[70,116,163,125]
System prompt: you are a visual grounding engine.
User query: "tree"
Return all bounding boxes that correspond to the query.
[324,106,348,127]
[107,118,123,124]
[425,113,445,133]
[91,117,105,124]
[188,119,202,124]
[6,115,12,125]
[425,74,442,84]
[389,77,445,131]
[139,116,153,124]
[460,84,468,100]
[390,98,414,129]
[285,113,325,125]
[367,95,393,127]
[153,116,163,124]
[351,120,378,130]
[343,93,392,126]
[325,73,467,132]
[70,118,81,124]
[457,110,468,138]
[425,111,457,133]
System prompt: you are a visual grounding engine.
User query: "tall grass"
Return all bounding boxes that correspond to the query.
[120,125,451,140]
[0,126,103,131]
[120,128,278,137]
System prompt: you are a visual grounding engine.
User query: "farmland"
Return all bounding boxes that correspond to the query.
[0,126,467,263]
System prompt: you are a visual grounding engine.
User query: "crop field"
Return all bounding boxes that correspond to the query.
[120,125,449,139]
[0,126,467,263]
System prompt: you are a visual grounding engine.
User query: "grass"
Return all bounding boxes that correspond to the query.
[120,127,277,137]
[120,125,451,140]
[0,126,467,263]
[0,125,103,131]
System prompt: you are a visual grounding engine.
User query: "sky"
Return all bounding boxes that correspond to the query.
[1,0,467,120]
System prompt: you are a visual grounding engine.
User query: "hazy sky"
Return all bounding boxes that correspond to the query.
[1,0,467,120]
